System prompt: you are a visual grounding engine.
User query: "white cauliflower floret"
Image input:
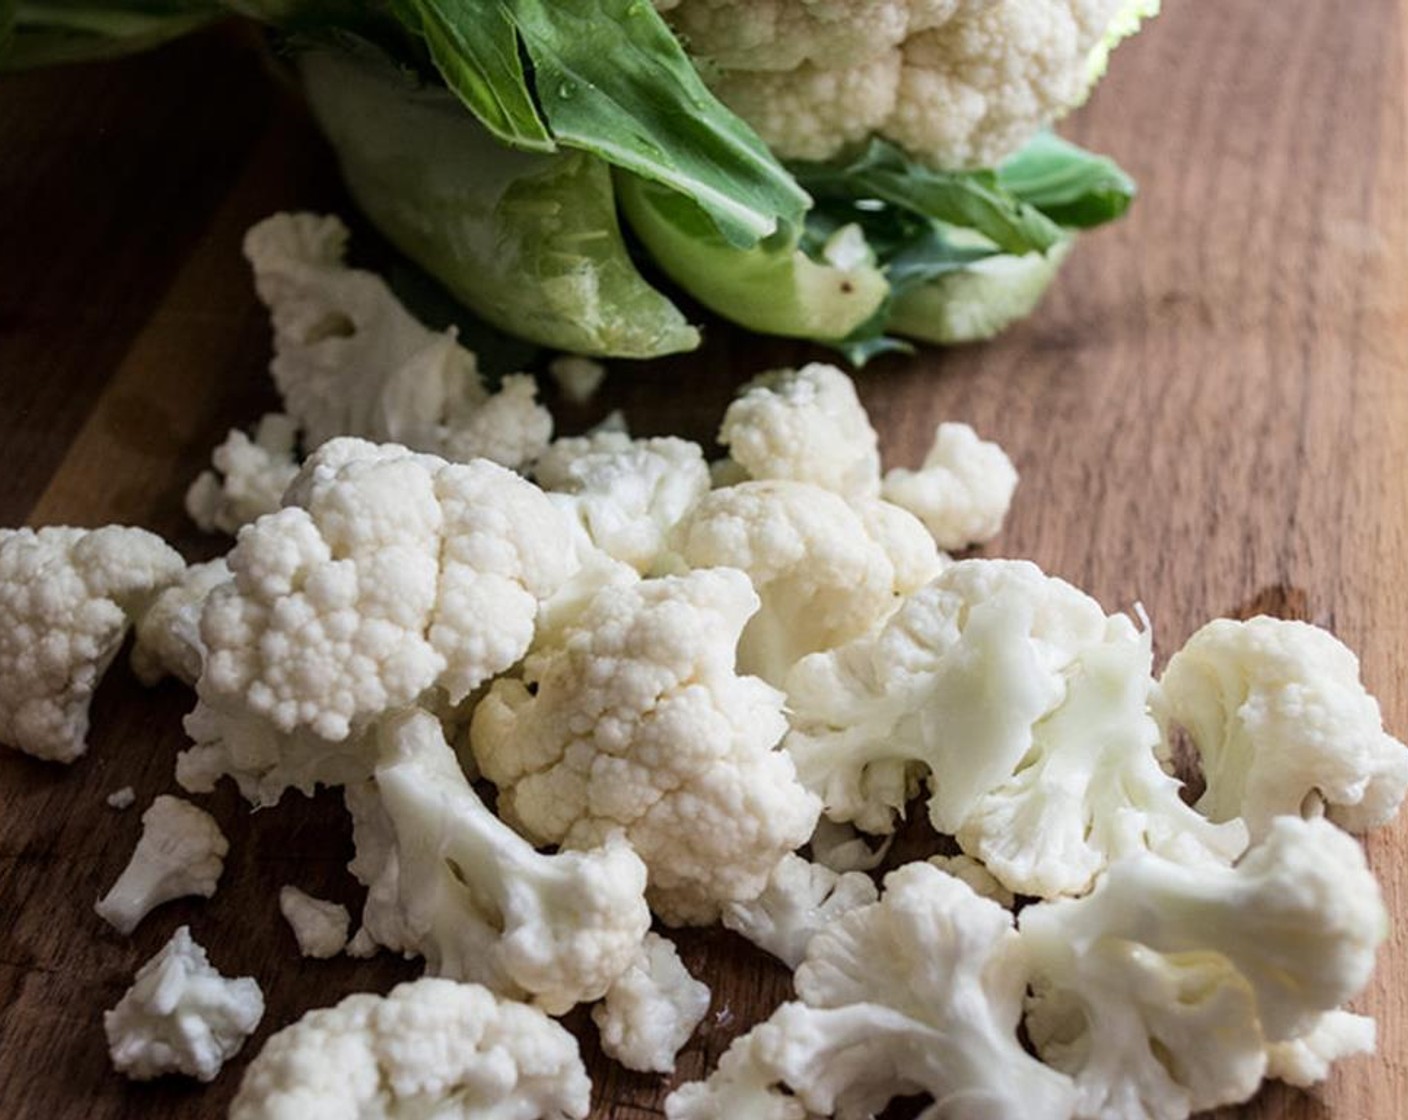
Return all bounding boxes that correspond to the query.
[1156,615,1408,838]
[718,364,881,499]
[0,525,184,762]
[670,0,1154,169]
[1021,816,1388,1120]
[927,852,1015,908]
[229,977,590,1120]
[349,710,650,1014]
[105,925,263,1082]
[279,885,351,958]
[197,437,577,747]
[244,213,552,468]
[95,795,228,935]
[130,558,230,687]
[185,413,300,536]
[471,567,821,926]
[722,853,878,969]
[535,430,710,572]
[880,422,1019,550]
[667,862,1076,1120]
[785,559,1243,897]
[547,354,607,405]
[1265,1010,1376,1089]
[669,481,908,685]
[591,932,711,1074]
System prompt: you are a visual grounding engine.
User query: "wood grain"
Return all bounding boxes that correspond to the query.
[1,3,1405,1117]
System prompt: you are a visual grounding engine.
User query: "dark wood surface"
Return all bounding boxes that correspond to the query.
[1,4,1405,1116]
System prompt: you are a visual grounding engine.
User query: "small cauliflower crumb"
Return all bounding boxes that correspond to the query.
[106,787,136,811]
[548,354,608,405]
[278,885,351,959]
[95,795,228,935]
[105,925,264,1082]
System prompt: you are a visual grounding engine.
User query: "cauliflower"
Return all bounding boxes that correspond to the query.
[195,436,577,749]
[0,525,183,762]
[348,710,650,1015]
[94,795,228,935]
[229,977,590,1120]
[130,558,230,687]
[105,925,264,1082]
[106,786,137,810]
[278,885,351,958]
[244,212,552,468]
[1021,816,1388,1119]
[547,354,607,405]
[591,931,711,1074]
[665,0,1156,169]
[721,853,878,969]
[784,559,1243,897]
[807,817,892,873]
[184,413,300,535]
[669,481,912,685]
[718,364,881,500]
[667,862,1076,1119]
[927,853,1015,908]
[534,430,711,572]
[471,567,821,925]
[880,421,1019,550]
[1155,615,1408,838]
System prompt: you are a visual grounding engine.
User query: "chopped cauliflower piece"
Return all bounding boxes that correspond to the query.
[1156,615,1408,838]
[785,559,1244,897]
[196,437,577,752]
[548,354,608,405]
[722,854,878,969]
[278,885,351,959]
[95,795,228,935]
[244,213,551,468]
[105,925,263,1082]
[670,481,910,684]
[591,931,710,1074]
[130,558,230,687]
[1021,816,1388,1119]
[535,430,711,572]
[0,525,183,762]
[718,364,881,499]
[230,978,590,1120]
[880,422,1018,550]
[668,862,1076,1119]
[185,413,300,535]
[106,786,137,811]
[349,710,650,1014]
[471,567,821,926]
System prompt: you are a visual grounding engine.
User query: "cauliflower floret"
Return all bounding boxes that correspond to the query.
[667,862,1076,1119]
[1155,615,1408,838]
[185,413,300,536]
[197,437,577,747]
[722,853,878,969]
[669,481,908,685]
[547,354,607,405]
[244,213,552,468]
[673,0,1153,169]
[130,558,230,687]
[105,925,264,1082]
[880,421,1019,550]
[927,852,1015,908]
[0,525,184,762]
[279,885,351,959]
[348,710,650,1014]
[785,559,1243,897]
[1021,816,1388,1120]
[591,932,711,1074]
[535,430,711,572]
[718,364,881,499]
[95,795,228,935]
[229,978,590,1120]
[471,567,821,926]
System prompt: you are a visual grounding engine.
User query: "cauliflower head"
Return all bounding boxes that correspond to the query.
[230,977,591,1120]
[664,0,1157,169]
[471,566,821,925]
[0,525,183,762]
[1156,615,1408,838]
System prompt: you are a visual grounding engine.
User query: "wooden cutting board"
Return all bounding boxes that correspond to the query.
[1,3,1404,1116]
